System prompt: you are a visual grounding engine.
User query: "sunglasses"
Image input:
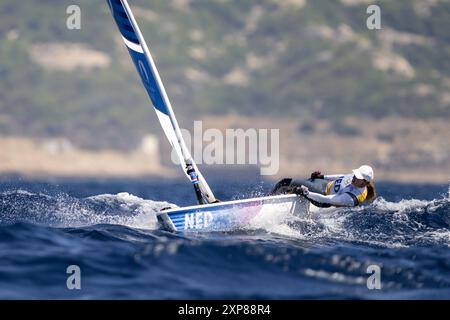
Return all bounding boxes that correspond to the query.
[353,176,369,183]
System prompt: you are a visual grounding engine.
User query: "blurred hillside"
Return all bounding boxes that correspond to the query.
[0,0,449,151]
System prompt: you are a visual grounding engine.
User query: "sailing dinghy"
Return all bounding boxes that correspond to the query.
[107,0,308,232]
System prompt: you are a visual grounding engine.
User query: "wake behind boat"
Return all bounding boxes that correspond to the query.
[106,0,309,232]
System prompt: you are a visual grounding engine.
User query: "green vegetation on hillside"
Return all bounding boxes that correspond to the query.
[0,0,449,149]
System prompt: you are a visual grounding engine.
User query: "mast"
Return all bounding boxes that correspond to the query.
[107,0,216,203]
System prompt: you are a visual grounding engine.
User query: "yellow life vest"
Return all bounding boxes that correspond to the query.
[325,178,368,205]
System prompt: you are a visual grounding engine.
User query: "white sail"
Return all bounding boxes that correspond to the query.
[107,0,216,203]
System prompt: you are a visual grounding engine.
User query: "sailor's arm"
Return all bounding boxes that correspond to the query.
[323,174,346,180]
[306,191,355,207]
[310,171,345,180]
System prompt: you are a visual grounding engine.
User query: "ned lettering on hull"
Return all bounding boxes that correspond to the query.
[184,211,213,230]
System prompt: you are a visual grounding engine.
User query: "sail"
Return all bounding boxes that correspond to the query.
[107,0,216,203]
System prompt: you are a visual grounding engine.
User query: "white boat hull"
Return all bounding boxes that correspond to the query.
[157,194,309,232]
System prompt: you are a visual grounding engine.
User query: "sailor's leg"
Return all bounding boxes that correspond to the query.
[290,178,328,194]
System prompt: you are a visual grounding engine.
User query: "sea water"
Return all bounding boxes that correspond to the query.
[0,175,449,299]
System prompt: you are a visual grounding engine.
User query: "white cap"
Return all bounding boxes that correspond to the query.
[352,165,374,182]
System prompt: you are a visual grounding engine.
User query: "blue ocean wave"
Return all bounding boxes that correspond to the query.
[0,184,449,299]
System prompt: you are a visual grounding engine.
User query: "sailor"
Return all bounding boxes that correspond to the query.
[270,165,376,208]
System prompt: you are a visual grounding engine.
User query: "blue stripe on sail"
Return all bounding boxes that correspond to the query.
[108,0,128,19]
[117,12,129,20]
[110,0,126,13]
[114,14,134,29]
[108,0,140,44]
[127,49,170,115]
[118,25,139,43]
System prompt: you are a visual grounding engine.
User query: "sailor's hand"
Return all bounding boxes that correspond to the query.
[294,185,309,196]
[310,171,324,180]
